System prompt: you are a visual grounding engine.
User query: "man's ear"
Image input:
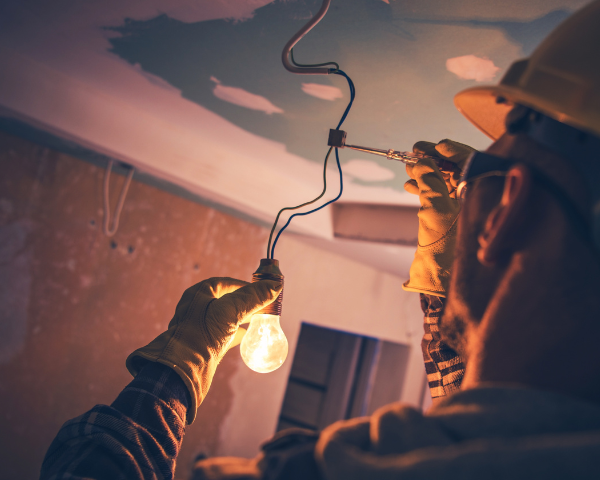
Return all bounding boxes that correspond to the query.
[477,165,532,266]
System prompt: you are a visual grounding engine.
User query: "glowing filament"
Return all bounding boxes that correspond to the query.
[240,314,288,373]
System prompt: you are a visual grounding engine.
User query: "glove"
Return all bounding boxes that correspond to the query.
[402,140,476,296]
[126,277,282,424]
[192,428,321,480]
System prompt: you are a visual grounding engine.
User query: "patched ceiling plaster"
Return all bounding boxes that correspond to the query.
[0,0,590,275]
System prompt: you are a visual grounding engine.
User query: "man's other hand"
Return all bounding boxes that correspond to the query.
[402,140,475,297]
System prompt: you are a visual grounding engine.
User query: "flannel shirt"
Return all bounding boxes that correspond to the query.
[40,295,464,479]
[40,362,189,480]
[421,294,466,398]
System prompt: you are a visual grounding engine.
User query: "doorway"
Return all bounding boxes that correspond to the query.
[277,322,411,431]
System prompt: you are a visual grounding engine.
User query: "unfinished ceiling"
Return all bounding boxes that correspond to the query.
[0,0,589,274]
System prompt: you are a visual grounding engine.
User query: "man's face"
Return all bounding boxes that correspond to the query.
[439,137,512,358]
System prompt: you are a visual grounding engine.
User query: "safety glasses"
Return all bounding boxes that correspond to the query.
[457,151,514,204]
[456,150,591,241]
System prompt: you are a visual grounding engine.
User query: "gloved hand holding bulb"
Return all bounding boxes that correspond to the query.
[240,259,288,373]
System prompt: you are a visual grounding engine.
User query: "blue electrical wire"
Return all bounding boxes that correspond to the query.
[270,69,355,259]
[333,70,355,129]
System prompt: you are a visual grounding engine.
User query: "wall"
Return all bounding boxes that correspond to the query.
[0,131,424,479]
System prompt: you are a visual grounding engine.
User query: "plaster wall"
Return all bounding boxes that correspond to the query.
[0,131,424,479]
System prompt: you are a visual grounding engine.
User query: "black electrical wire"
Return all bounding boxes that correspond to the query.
[268,69,356,259]
[290,48,340,71]
[264,51,344,259]
[266,147,335,258]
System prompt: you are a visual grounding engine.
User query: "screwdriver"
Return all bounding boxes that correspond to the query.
[327,129,457,172]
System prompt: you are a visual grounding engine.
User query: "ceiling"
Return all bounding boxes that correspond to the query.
[0,0,589,276]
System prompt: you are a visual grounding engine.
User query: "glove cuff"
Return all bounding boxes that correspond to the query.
[402,220,458,297]
[126,330,217,425]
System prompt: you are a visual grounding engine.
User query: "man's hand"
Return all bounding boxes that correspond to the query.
[402,140,475,297]
[126,277,282,424]
[407,139,475,198]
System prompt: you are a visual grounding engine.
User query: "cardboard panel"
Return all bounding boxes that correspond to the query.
[333,203,419,246]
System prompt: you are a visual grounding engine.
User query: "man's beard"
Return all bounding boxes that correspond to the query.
[438,227,479,359]
[439,201,501,359]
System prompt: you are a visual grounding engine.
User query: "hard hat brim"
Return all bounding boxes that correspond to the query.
[455,83,600,141]
[454,86,513,141]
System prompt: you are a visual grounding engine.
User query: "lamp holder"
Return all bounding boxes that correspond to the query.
[252,259,284,316]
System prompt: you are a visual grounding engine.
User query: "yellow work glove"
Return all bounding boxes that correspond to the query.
[402,140,476,297]
[126,277,282,424]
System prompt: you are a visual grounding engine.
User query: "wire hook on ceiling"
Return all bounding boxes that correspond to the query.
[281,0,337,75]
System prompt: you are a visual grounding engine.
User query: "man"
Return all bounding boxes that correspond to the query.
[41,1,600,478]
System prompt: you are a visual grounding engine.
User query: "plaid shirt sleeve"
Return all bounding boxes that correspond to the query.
[40,362,189,480]
[420,294,466,399]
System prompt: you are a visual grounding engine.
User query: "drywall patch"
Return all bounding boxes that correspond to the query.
[0,220,33,364]
[344,159,395,182]
[301,83,343,101]
[446,55,500,82]
[211,77,283,114]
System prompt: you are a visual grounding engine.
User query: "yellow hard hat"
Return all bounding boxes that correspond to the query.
[454,0,600,140]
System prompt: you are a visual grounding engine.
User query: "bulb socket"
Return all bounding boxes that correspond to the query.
[252,258,284,316]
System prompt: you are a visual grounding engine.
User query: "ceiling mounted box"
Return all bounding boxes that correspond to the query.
[332,203,419,246]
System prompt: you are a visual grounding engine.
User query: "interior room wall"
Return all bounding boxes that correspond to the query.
[0,131,424,480]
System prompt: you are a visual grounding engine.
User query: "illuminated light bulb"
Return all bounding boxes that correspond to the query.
[241,258,288,373]
[240,313,288,373]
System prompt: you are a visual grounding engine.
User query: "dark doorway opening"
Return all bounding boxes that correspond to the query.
[277,322,411,432]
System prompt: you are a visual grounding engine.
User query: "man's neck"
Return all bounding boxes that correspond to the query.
[461,216,600,405]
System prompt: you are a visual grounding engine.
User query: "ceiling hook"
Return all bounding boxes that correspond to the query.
[281,0,336,75]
